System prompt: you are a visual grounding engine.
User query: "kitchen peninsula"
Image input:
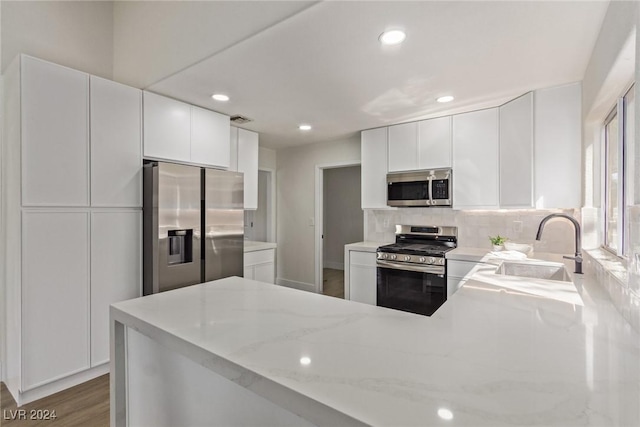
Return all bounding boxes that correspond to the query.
[110,255,640,426]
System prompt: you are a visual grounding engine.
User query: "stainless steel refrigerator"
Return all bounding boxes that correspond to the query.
[143,161,244,295]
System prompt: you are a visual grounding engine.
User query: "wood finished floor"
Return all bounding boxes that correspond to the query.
[322,268,344,299]
[1,375,109,427]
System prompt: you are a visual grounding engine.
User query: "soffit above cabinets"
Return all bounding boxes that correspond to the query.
[145,1,609,150]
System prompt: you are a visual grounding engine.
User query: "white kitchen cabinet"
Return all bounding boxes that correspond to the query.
[237,128,259,210]
[388,122,419,172]
[447,259,483,297]
[229,127,239,171]
[418,116,452,169]
[21,211,90,390]
[143,91,191,163]
[90,211,142,366]
[191,105,231,169]
[534,83,581,208]
[90,76,142,208]
[244,248,275,283]
[452,108,500,209]
[21,56,89,207]
[499,92,533,208]
[347,251,377,305]
[361,128,389,209]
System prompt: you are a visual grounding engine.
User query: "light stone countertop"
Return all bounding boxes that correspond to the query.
[344,241,391,253]
[244,240,277,252]
[446,246,492,262]
[111,254,640,426]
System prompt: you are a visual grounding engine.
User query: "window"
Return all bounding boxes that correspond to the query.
[604,84,634,256]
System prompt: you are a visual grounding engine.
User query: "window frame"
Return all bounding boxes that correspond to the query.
[602,84,633,257]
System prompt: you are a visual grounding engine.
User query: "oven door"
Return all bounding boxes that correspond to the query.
[376,261,446,316]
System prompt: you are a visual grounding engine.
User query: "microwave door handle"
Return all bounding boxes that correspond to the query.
[427,176,433,206]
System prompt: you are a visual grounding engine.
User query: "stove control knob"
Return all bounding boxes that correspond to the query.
[382,253,388,259]
[428,257,435,264]
[419,257,426,263]
[404,255,411,261]
[390,254,397,260]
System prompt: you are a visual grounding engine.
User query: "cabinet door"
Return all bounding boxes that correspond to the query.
[143,92,190,163]
[361,128,388,209]
[229,127,239,172]
[21,56,89,207]
[534,83,581,208]
[90,211,141,366]
[243,266,254,280]
[237,129,259,210]
[349,251,377,305]
[499,93,533,208]
[388,122,418,172]
[90,76,142,208]
[418,116,452,168]
[254,263,275,284]
[22,211,90,390]
[452,109,499,209]
[191,106,230,168]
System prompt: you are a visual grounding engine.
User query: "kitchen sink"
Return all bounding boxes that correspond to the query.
[495,261,572,282]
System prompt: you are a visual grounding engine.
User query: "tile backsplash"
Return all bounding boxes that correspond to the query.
[365,208,581,254]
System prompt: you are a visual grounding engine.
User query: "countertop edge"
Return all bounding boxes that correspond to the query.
[110,302,367,427]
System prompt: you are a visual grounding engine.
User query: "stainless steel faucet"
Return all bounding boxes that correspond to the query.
[535,213,583,274]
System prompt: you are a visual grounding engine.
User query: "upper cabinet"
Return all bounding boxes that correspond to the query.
[21,56,90,207]
[534,83,581,209]
[388,122,418,172]
[452,108,499,209]
[237,128,259,210]
[499,92,533,208]
[418,116,452,169]
[143,92,191,163]
[191,105,231,169]
[90,76,142,208]
[143,91,231,169]
[387,118,452,172]
[361,127,389,209]
[229,127,239,172]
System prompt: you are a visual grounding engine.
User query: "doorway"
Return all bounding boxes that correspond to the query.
[245,169,275,242]
[315,164,363,298]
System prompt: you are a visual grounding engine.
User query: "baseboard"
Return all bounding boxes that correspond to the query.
[323,262,344,271]
[12,364,109,406]
[276,278,316,293]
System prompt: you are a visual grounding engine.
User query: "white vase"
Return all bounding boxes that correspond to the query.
[492,245,504,251]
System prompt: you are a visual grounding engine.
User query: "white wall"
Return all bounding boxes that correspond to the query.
[259,147,276,170]
[1,1,114,78]
[276,136,360,289]
[323,166,363,270]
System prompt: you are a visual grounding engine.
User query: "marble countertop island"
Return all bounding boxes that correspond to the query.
[111,254,640,426]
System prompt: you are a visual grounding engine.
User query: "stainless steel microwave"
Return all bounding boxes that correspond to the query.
[387,169,452,207]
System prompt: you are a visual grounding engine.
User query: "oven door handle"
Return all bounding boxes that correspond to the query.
[377,260,445,275]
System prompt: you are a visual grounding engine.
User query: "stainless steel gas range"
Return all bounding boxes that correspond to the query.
[376,225,457,316]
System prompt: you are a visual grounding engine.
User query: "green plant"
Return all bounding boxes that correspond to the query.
[489,235,508,246]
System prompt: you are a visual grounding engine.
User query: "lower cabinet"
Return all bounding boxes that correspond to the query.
[244,248,275,284]
[346,250,377,305]
[447,259,483,297]
[22,211,90,390]
[18,210,141,395]
[90,211,142,366]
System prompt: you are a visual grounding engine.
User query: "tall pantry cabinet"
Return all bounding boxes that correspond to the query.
[2,55,142,405]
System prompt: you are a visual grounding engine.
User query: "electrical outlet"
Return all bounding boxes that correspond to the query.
[513,220,523,233]
[308,217,315,227]
[383,218,390,228]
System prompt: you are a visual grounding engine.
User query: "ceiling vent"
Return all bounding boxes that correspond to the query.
[230,115,253,124]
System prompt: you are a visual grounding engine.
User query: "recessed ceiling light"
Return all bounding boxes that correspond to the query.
[379,30,406,46]
[211,94,229,102]
[437,95,454,103]
[300,356,311,365]
[299,124,312,131]
[437,408,454,421]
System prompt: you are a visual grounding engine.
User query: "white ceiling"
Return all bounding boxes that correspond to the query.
[147,1,610,150]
